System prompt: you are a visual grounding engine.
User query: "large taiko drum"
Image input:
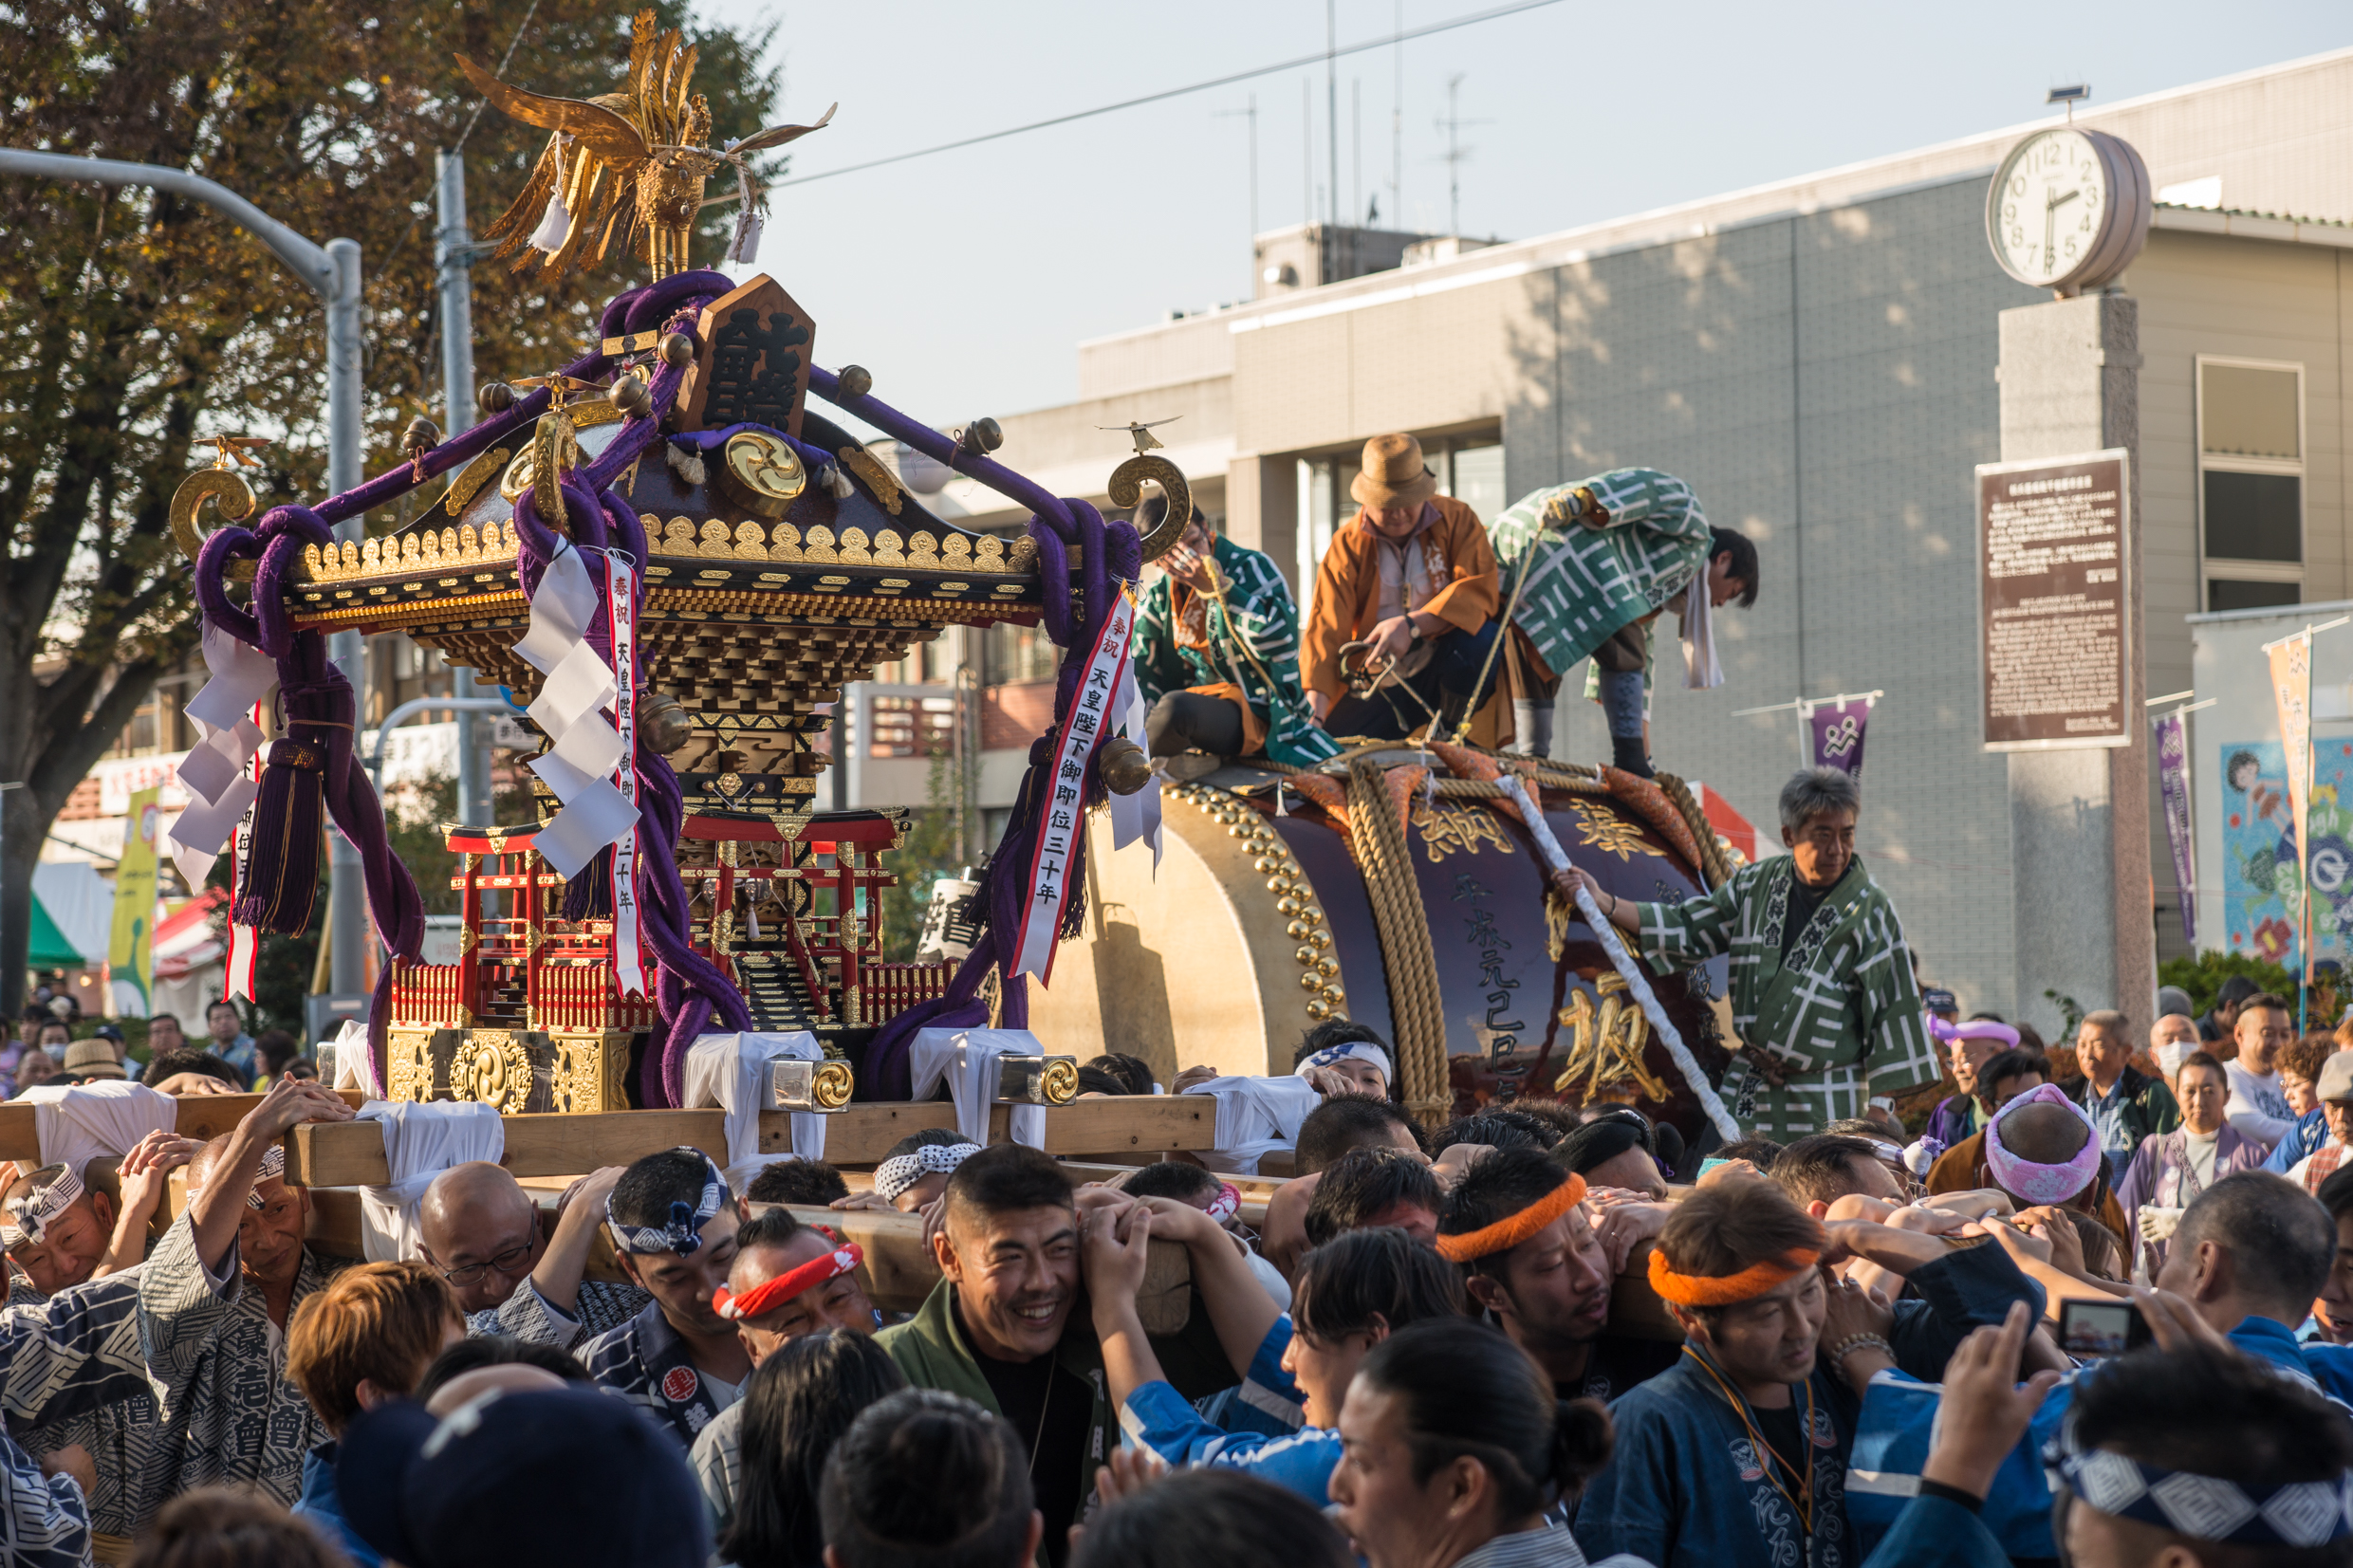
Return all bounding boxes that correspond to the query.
[1029,752,1741,1143]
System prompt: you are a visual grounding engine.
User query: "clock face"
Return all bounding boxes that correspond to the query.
[1988,129,2113,287]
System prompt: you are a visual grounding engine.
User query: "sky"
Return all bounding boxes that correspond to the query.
[694,0,2351,434]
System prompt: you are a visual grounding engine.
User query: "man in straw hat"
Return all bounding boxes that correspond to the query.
[1300,434,1503,741]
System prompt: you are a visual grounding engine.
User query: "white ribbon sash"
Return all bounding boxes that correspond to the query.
[168,622,277,890]
[1011,593,1136,982]
[606,558,646,996]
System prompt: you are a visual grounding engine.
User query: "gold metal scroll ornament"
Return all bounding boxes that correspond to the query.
[1107,454,1191,563]
[1039,1059,1081,1105]
[811,1061,857,1110]
[169,468,259,580]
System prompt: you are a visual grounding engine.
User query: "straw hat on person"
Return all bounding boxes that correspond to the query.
[61,1039,124,1080]
[1350,434,1439,511]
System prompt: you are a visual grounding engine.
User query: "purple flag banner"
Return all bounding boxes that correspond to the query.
[2153,708,2196,947]
[1800,695,1874,778]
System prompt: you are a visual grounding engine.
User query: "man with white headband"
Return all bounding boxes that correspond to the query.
[690,1206,880,1534]
[137,1074,356,1505]
[869,1134,980,1213]
[578,1147,752,1448]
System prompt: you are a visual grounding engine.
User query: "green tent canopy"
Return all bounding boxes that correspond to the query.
[27,894,86,969]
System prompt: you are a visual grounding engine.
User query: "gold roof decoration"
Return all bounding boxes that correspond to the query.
[458,9,835,282]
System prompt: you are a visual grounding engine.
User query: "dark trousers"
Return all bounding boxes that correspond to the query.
[1146,691,1248,757]
[1324,619,1501,741]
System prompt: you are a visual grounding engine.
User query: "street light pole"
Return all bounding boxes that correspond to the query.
[0,148,372,996]
[435,148,492,831]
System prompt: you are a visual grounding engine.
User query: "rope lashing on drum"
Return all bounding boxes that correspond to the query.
[1343,757,1454,1128]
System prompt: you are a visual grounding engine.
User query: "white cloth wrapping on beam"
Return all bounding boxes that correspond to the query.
[909,1028,1050,1151]
[683,1031,829,1188]
[1180,1074,1323,1175]
[354,1100,507,1262]
[23,1082,178,1176]
[326,1019,382,1098]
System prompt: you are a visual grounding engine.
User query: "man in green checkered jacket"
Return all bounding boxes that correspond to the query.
[1132,502,1339,769]
[1487,469,1757,774]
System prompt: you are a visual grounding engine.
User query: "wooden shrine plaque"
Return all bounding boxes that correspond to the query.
[676,275,816,438]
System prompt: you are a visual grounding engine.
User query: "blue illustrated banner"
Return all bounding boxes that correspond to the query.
[2220,739,2353,968]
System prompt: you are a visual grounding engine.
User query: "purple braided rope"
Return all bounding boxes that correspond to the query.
[862,498,1139,1097]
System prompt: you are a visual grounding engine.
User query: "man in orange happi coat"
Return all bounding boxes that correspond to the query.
[1300,434,1502,742]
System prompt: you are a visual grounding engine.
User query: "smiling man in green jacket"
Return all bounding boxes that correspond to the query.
[875,1144,1244,1568]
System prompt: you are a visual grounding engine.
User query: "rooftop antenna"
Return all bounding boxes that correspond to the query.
[2047,83,2090,123]
[1353,78,1362,226]
[1302,78,1313,226]
[1436,73,1489,237]
[1216,94,1259,241]
[1391,0,1403,222]
[1327,0,1340,227]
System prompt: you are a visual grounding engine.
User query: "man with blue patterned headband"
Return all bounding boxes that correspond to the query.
[1860,1301,2353,1568]
[1290,1022,1394,1102]
[578,1147,751,1448]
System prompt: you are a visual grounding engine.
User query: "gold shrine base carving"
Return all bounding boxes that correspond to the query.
[386,1027,636,1114]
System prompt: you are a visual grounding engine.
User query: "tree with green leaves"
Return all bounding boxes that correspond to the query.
[0,0,784,1020]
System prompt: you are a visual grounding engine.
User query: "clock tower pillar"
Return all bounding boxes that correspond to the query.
[1997,290,2156,1035]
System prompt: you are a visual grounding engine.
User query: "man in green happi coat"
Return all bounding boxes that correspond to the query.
[1562,766,1938,1141]
[1131,501,1338,770]
[1487,468,1757,774]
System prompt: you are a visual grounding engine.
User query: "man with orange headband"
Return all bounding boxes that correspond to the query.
[1436,1148,1681,1403]
[1573,1179,2044,1568]
[689,1207,880,1536]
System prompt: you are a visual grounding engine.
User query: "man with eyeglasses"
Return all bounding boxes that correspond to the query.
[2220,991,2300,1152]
[418,1162,646,1347]
[1561,766,1938,1141]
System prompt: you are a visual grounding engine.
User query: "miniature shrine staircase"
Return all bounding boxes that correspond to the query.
[476,973,528,1027]
[734,949,824,1031]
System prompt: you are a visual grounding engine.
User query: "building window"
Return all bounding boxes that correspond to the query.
[986,622,1057,686]
[2198,357,2303,612]
[1293,431,1504,619]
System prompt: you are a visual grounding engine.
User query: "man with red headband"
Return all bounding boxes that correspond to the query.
[690,1207,880,1535]
[1573,1179,2044,1568]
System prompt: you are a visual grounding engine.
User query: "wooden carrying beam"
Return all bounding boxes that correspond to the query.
[299,1191,1196,1325]
[286,1096,1221,1186]
[0,1091,372,1166]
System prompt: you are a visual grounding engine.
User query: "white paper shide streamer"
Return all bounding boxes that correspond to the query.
[1106,657,1161,871]
[1496,773,1739,1140]
[1010,593,1137,982]
[514,547,641,882]
[166,622,275,890]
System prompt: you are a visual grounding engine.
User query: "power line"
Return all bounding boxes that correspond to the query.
[771,0,1568,191]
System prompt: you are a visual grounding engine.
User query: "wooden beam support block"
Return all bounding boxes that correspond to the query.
[288,1109,728,1187]
[991,1097,1214,1155]
[765,1103,961,1166]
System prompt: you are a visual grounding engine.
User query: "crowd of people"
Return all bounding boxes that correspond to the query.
[0,976,2327,1568]
[0,1000,302,1100]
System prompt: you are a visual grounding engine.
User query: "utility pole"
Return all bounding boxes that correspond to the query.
[0,148,371,999]
[1326,0,1340,228]
[435,148,493,833]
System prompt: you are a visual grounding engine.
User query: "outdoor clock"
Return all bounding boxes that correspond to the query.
[1985,127,2152,296]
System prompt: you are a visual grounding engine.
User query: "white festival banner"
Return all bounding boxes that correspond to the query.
[606,556,648,997]
[1011,593,1137,983]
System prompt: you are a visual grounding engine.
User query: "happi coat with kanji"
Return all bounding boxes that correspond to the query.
[1133,533,1338,768]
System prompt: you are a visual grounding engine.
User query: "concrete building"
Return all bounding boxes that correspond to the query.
[853,46,2353,1032]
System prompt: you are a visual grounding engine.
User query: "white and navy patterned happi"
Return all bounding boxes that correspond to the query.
[2048,1430,2353,1547]
[605,1151,730,1256]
